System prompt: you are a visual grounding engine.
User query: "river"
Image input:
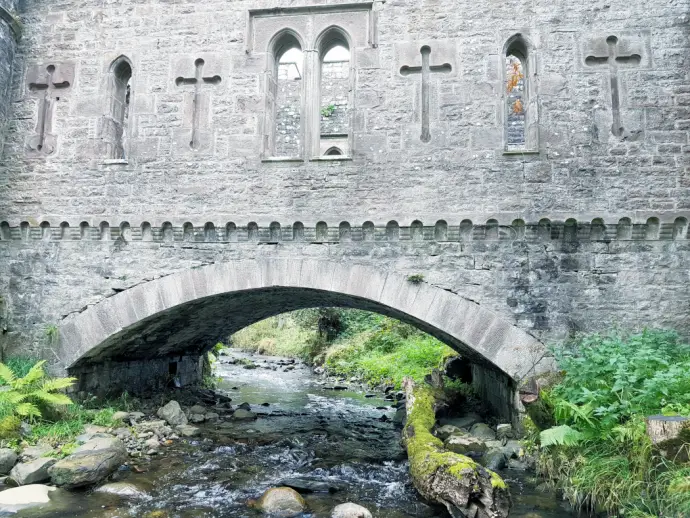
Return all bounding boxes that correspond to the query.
[14,351,576,518]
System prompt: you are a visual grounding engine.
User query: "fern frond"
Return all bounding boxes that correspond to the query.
[30,391,72,406]
[41,378,76,392]
[14,402,41,418]
[17,360,46,387]
[540,425,585,448]
[0,364,16,386]
[0,391,26,405]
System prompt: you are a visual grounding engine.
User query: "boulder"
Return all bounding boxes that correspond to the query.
[435,424,463,441]
[332,502,373,518]
[439,413,481,430]
[0,484,56,513]
[95,481,152,499]
[9,458,56,485]
[232,409,257,421]
[128,411,145,422]
[444,434,487,455]
[253,487,306,517]
[482,450,507,471]
[20,444,53,461]
[176,425,200,437]
[0,449,17,475]
[205,412,220,421]
[111,411,129,423]
[470,423,497,441]
[496,424,513,440]
[48,436,127,488]
[157,401,188,426]
[189,405,206,414]
[189,413,205,424]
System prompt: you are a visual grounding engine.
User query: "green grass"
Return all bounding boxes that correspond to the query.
[231,309,457,389]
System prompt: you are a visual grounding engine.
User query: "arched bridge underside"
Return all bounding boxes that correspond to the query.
[57,259,547,415]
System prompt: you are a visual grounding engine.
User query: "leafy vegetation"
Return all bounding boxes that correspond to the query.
[406,274,425,284]
[535,330,690,517]
[0,360,75,436]
[320,104,336,117]
[231,309,456,388]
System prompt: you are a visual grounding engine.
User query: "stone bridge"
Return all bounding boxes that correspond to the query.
[1,216,689,418]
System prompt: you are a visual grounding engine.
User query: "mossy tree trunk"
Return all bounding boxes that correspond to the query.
[402,378,511,518]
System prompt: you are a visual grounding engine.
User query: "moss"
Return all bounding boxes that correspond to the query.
[404,384,508,489]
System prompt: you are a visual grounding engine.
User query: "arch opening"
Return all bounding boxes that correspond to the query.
[58,260,546,419]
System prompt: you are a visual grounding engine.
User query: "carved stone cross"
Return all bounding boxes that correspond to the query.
[400,45,452,143]
[27,63,74,154]
[175,58,222,150]
[585,35,641,137]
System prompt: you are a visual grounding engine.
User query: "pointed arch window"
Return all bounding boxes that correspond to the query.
[102,56,132,160]
[316,29,352,158]
[503,35,538,153]
[264,32,304,159]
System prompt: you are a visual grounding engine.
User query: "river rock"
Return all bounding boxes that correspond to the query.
[280,478,342,494]
[444,434,487,455]
[205,412,220,421]
[496,424,513,440]
[254,487,306,517]
[20,444,54,461]
[482,449,507,471]
[157,401,188,426]
[189,413,205,423]
[439,413,481,430]
[111,411,129,423]
[95,481,151,498]
[0,449,17,474]
[176,425,200,437]
[9,458,56,485]
[128,412,145,422]
[48,436,127,488]
[0,484,56,512]
[332,503,373,518]
[436,424,463,440]
[232,409,257,420]
[189,405,206,414]
[470,423,496,441]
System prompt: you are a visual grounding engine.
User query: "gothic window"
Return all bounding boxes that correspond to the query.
[266,32,304,158]
[317,29,352,157]
[103,56,132,160]
[503,36,538,152]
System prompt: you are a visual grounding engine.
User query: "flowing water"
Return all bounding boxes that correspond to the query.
[14,352,576,518]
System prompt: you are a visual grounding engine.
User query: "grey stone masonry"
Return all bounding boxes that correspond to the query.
[0,0,688,407]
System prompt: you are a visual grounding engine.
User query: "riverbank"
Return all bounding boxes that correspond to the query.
[231,309,458,389]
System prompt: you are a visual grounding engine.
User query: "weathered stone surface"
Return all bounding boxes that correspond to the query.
[0,448,17,474]
[444,434,488,455]
[95,481,152,499]
[176,425,200,437]
[48,436,127,488]
[332,502,373,518]
[435,424,463,441]
[0,484,56,513]
[470,423,497,441]
[9,458,56,485]
[232,409,257,421]
[157,401,188,426]
[0,0,689,427]
[253,487,306,517]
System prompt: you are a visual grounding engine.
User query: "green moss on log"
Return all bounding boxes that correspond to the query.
[403,384,507,490]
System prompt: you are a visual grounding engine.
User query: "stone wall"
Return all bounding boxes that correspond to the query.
[0,0,20,151]
[0,0,686,223]
[320,60,349,139]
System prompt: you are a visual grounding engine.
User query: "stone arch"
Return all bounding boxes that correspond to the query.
[141,222,153,241]
[315,221,328,241]
[434,220,448,241]
[502,33,538,152]
[57,259,546,389]
[119,222,132,242]
[40,221,51,240]
[204,222,217,242]
[339,221,351,241]
[292,221,305,241]
[102,55,133,160]
[386,220,400,241]
[590,218,606,241]
[269,222,282,242]
[0,221,10,241]
[673,217,688,240]
[617,217,632,240]
[362,221,375,241]
[645,217,659,240]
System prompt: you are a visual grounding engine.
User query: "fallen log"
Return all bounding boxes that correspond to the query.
[402,378,511,518]
[646,415,690,463]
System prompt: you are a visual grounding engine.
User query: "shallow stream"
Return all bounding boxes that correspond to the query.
[15,352,576,518]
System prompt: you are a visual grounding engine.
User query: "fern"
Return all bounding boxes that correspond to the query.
[540,425,585,448]
[0,364,16,385]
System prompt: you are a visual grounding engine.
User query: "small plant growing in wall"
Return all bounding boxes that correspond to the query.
[320,104,336,118]
[407,274,425,284]
[45,324,59,344]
